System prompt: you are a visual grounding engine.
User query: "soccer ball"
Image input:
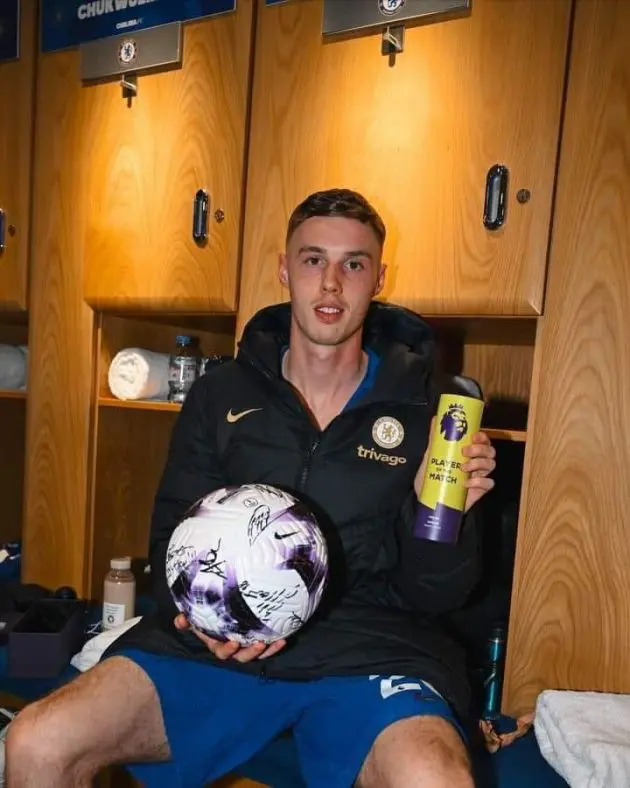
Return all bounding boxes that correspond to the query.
[166,484,329,645]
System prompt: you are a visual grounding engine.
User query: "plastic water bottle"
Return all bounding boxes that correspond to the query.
[199,354,232,376]
[102,557,136,631]
[168,335,198,404]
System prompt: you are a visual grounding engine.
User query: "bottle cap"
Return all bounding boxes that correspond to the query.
[110,557,131,571]
[176,335,192,345]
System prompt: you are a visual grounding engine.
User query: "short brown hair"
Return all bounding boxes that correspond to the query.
[286,188,386,248]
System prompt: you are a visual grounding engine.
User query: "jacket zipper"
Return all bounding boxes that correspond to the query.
[258,437,319,684]
[299,438,320,492]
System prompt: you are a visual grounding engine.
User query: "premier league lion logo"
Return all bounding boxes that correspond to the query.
[439,404,468,442]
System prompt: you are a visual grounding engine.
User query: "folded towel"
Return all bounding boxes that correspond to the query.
[535,689,630,787]
[70,616,142,672]
[18,345,28,390]
[0,345,27,390]
[108,348,170,401]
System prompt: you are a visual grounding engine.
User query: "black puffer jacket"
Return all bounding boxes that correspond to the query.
[110,302,482,721]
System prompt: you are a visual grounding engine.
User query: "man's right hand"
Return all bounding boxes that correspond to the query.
[174,614,286,662]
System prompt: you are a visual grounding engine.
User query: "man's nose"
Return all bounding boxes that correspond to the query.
[321,263,342,293]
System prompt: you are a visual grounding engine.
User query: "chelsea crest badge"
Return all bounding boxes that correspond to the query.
[117,39,138,67]
[378,0,406,15]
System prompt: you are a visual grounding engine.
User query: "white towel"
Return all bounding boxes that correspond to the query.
[18,345,28,389]
[70,616,142,672]
[535,689,630,788]
[108,347,170,400]
[0,344,27,389]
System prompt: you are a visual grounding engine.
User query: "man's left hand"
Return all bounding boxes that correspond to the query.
[415,422,496,513]
[460,431,496,512]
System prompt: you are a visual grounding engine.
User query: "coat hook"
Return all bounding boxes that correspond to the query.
[382,25,405,59]
[120,73,138,101]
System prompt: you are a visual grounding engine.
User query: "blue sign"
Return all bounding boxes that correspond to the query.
[41,0,236,54]
[0,0,19,63]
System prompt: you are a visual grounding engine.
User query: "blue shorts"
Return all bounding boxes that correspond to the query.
[118,648,464,788]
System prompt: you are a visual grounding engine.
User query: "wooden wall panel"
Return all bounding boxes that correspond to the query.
[504,0,630,714]
[22,48,98,595]
[0,0,37,311]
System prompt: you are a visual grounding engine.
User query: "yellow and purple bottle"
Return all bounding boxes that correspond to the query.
[414,393,485,544]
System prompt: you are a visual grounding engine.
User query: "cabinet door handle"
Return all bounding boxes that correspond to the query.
[483,164,509,231]
[0,209,5,254]
[192,189,210,243]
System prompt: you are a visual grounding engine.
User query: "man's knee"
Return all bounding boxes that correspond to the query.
[6,655,169,778]
[6,699,71,771]
[358,715,473,788]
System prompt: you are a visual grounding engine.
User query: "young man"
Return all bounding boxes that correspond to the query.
[7,189,496,788]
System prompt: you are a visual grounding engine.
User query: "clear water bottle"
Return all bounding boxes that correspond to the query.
[168,335,198,404]
[199,354,232,376]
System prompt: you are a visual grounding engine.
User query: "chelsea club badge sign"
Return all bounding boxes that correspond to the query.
[322,0,469,37]
[379,0,406,14]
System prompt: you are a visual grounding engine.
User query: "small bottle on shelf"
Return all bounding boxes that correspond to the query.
[199,353,232,376]
[168,335,199,403]
[102,557,136,631]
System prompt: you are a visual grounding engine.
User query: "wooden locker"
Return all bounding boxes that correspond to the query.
[238,0,572,330]
[82,3,255,313]
[0,1,37,311]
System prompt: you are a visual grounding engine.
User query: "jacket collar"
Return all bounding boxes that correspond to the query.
[237,301,435,404]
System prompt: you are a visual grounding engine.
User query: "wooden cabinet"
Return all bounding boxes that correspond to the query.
[238,0,572,330]
[83,3,255,313]
[89,314,235,598]
[0,2,37,311]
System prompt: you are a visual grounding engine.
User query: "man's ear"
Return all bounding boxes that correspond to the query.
[374,263,387,296]
[278,253,289,288]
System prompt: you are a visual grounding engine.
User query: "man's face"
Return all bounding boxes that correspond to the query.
[279,216,385,347]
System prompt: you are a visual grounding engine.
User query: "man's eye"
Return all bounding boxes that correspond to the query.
[345,259,364,271]
[304,257,322,266]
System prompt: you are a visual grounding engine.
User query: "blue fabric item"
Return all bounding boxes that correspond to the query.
[344,346,381,410]
[118,649,459,788]
[237,717,570,788]
[280,346,381,412]
[0,645,567,788]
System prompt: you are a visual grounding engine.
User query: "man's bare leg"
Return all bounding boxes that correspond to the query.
[6,656,169,788]
[356,716,474,788]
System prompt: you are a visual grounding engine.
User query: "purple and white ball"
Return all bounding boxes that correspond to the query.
[166,484,329,645]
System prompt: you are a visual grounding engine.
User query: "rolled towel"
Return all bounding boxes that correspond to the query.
[0,345,27,389]
[18,345,28,390]
[535,689,630,787]
[108,347,170,401]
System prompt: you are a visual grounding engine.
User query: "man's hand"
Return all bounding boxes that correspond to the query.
[414,419,496,513]
[174,614,286,662]
[460,430,496,512]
